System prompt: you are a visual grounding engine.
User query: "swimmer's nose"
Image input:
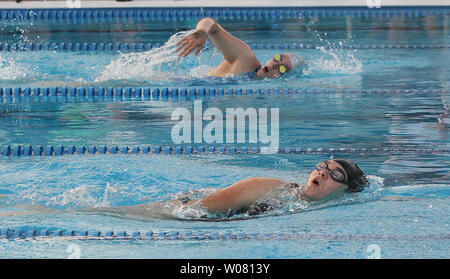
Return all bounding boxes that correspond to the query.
[318,170,329,180]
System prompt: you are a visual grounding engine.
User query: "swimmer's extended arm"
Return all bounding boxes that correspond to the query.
[200,177,286,213]
[176,17,258,65]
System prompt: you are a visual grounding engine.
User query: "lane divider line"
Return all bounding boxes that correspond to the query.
[1,145,449,156]
[1,7,449,22]
[1,228,448,241]
[1,87,448,100]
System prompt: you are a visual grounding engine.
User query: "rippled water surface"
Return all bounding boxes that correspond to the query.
[0,13,449,258]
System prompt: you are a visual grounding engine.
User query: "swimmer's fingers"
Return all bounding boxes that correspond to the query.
[194,43,204,56]
[176,33,191,46]
[177,44,191,57]
[175,36,192,56]
[176,35,191,48]
[183,46,196,57]
[177,33,206,57]
[175,40,188,53]
[194,46,202,56]
[180,42,197,57]
[177,38,195,57]
[178,43,190,57]
[175,37,185,46]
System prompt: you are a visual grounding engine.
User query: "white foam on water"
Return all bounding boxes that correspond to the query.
[95,30,211,83]
[48,185,99,208]
[0,53,32,80]
[301,21,362,76]
[304,46,362,76]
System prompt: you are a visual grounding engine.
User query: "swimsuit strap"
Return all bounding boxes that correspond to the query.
[243,64,262,79]
[251,64,262,78]
[253,64,262,73]
[288,182,300,189]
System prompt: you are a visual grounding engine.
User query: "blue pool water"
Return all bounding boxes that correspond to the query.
[0,9,449,258]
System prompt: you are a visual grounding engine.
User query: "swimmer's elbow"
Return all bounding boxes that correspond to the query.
[197,17,219,36]
[198,17,215,24]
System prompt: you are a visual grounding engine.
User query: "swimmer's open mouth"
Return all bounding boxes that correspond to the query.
[312,178,320,186]
[264,66,269,73]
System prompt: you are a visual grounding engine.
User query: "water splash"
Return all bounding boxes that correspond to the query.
[303,46,362,76]
[95,30,210,84]
[0,53,31,80]
[302,20,362,76]
[48,185,99,208]
[169,187,216,219]
[44,181,130,209]
[99,182,120,207]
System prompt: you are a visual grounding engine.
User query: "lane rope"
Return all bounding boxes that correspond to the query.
[1,87,448,101]
[2,145,449,156]
[1,228,448,241]
[1,7,449,22]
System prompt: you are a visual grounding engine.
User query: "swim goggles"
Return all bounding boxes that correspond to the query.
[273,54,288,75]
[316,161,348,184]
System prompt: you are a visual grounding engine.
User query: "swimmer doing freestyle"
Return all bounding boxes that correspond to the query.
[82,159,368,219]
[174,159,368,214]
[176,17,307,78]
[1,159,368,219]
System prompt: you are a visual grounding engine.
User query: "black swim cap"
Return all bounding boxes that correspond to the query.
[333,159,368,192]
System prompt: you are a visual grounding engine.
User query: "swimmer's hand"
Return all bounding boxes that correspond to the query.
[176,30,207,57]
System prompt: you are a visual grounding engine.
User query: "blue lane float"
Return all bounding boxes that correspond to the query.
[1,42,449,52]
[1,144,448,156]
[0,228,448,241]
[0,87,448,101]
[0,7,449,22]
[0,42,160,52]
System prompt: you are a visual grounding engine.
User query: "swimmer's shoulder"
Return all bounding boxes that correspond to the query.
[208,56,260,77]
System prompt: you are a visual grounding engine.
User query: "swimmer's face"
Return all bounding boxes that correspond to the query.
[256,53,293,78]
[302,160,349,201]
